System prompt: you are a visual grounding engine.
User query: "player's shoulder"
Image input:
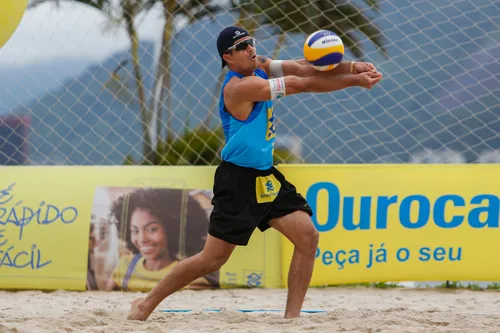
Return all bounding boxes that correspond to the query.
[257,55,272,77]
[224,67,267,90]
[223,75,241,94]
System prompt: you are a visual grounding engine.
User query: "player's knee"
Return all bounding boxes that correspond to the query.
[306,227,320,250]
[205,255,229,273]
[296,222,319,256]
[200,251,231,273]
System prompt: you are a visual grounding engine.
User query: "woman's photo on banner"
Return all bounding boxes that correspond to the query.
[87,186,219,292]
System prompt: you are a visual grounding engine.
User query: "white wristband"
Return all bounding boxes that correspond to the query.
[269,60,284,78]
[269,77,286,100]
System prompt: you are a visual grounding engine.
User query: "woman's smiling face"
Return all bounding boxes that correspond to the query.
[130,208,168,260]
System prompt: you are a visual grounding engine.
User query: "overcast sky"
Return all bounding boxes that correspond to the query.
[0,1,169,67]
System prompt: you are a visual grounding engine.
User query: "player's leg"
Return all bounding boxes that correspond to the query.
[128,161,256,321]
[127,234,236,321]
[269,210,319,319]
[261,167,318,319]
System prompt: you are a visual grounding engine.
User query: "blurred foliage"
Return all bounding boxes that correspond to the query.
[124,125,301,166]
[234,0,387,59]
[274,146,303,165]
[124,126,223,166]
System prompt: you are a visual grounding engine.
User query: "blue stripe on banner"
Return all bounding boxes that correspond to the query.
[307,30,331,46]
[161,309,326,313]
[311,52,344,66]
[162,310,193,313]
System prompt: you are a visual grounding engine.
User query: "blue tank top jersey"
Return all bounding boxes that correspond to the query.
[218,68,276,170]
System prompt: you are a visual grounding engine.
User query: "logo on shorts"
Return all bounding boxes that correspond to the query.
[265,180,274,192]
[256,174,281,204]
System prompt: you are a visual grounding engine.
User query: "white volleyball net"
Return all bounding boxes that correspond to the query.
[1,0,499,166]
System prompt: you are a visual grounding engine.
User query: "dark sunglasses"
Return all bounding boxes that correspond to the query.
[225,38,256,52]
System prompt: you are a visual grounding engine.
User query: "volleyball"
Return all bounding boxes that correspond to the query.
[303,30,344,71]
[0,0,29,50]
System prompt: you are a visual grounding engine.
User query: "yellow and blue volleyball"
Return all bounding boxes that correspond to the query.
[303,30,344,71]
[0,0,28,50]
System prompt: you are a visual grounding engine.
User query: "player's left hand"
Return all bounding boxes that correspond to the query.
[353,62,377,75]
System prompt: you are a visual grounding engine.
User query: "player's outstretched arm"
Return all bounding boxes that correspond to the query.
[257,55,378,78]
[285,59,354,77]
[292,59,378,77]
[224,71,382,104]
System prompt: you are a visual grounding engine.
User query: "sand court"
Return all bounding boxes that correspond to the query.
[1,287,499,332]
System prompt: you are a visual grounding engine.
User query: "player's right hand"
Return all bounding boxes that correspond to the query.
[355,71,383,89]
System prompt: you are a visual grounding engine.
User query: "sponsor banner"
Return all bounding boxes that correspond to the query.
[278,164,500,286]
[0,166,281,290]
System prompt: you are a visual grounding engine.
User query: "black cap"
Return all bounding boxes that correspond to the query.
[217,26,251,68]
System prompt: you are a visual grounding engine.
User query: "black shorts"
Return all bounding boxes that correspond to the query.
[208,161,313,246]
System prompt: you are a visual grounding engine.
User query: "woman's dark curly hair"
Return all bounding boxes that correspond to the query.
[110,188,210,261]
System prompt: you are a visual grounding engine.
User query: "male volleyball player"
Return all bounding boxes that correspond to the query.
[127,26,382,321]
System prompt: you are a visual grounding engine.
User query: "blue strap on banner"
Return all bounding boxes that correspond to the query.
[122,253,142,291]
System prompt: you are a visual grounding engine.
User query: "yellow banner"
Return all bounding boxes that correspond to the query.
[278,164,500,286]
[0,166,281,290]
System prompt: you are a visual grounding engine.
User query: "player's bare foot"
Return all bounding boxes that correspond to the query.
[127,297,152,321]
